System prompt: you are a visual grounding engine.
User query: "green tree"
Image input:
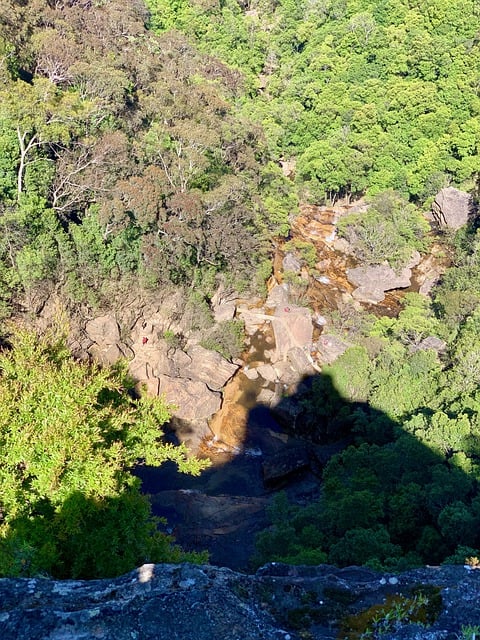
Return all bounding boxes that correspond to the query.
[0,329,207,578]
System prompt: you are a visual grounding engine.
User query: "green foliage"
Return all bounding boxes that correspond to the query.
[341,588,442,639]
[458,625,480,640]
[0,329,208,578]
[149,0,480,203]
[200,319,245,361]
[284,239,317,269]
[338,191,430,267]
[256,257,480,569]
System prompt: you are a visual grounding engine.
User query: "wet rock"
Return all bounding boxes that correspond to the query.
[272,361,302,386]
[243,366,259,380]
[257,388,275,406]
[262,444,310,487]
[257,363,278,383]
[271,394,302,427]
[432,186,474,229]
[169,417,211,451]
[151,492,269,570]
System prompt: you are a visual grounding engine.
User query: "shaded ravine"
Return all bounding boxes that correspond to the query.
[134,322,299,571]
[135,201,448,570]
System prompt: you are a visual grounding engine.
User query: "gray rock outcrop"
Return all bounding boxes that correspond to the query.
[317,334,350,364]
[3,563,480,640]
[432,186,474,230]
[282,252,302,274]
[347,264,413,304]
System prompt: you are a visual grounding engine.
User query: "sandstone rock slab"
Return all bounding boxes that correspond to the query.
[213,301,236,323]
[282,252,302,274]
[317,334,350,365]
[183,345,239,391]
[347,264,412,303]
[158,375,221,420]
[270,306,313,362]
[85,314,120,345]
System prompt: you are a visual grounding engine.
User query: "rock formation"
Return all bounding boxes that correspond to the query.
[346,264,413,304]
[432,187,474,230]
[2,562,480,640]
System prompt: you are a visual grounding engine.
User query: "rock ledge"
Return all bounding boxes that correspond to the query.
[2,563,480,640]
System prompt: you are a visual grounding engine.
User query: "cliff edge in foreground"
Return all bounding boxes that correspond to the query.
[1,563,479,639]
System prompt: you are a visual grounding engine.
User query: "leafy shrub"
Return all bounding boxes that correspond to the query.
[338,190,430,268]
[200,319,245,361]
[0,329,208,578]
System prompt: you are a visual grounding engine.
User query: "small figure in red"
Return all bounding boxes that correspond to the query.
[142,336,148,345]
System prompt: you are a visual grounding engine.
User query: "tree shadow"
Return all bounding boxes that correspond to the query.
[135,367,480,572]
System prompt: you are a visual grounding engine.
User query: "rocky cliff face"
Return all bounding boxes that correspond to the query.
[2,562,480,640]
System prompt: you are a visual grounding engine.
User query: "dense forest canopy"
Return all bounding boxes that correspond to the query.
[1,0,480,578]
[0,0,292,314]
[0,0,479,312]
[146,0,480,203]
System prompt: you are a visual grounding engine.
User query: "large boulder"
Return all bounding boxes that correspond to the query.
[286,346,316,377]
[85,314,120,345]
[129,341,177,381]
[262,444,310,487]
[264,283,290,309]
[85,315,133,365]
[88,342,131,366]
[347,264,412,304]
[317,334,350,364]
[432,186,474,230]
[213,301,236,323]
[282,252,302,274]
